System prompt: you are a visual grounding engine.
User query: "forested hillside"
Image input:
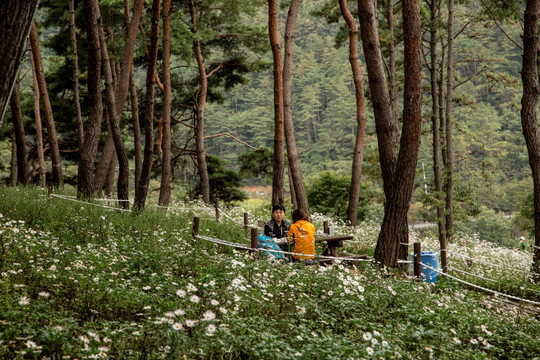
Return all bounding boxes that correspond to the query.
[203,0,530,214]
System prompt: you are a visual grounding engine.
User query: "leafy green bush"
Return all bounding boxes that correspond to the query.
[518,191,534,237]
[238,147,273,183]
[306,171,372,222]
[455,208,514,248]
[418,174,482,224]
[189,155,247,204]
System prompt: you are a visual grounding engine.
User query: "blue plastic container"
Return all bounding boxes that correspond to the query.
[410,251,440,282]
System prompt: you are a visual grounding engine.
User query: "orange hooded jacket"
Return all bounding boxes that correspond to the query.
[287,220,316,260]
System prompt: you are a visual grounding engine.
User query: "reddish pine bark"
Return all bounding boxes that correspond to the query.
[159,0,173,206]
[339,0,368,226]
[282,0,309,213]
[78,0,103,199]
[269,0,285,206]
[29,23,64,187]
[0,0,38,122]
[521,0,540,272]
[134,0,161,210]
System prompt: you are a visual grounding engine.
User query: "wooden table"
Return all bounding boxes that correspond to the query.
[315,235,354,257]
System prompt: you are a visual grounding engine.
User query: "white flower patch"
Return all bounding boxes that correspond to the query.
[18,296,30,306]
[202,310,216,321]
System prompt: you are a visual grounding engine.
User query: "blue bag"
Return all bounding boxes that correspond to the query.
[257,234,283,260]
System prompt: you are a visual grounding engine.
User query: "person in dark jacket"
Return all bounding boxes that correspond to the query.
[264,204,290,240]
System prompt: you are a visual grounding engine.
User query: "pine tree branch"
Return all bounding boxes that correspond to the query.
[204,132,258,150]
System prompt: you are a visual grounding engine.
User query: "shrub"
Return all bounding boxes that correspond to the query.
[189,155,247,204]
[306,171,372,222]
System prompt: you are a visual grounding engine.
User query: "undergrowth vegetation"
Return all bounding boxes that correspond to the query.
[0,186,539,359]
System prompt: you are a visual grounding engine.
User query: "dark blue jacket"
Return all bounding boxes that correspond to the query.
[264,219,290,239]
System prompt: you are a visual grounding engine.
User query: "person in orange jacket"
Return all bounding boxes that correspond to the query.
[287,208,316,263]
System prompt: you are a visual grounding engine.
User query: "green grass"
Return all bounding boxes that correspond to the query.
[0,186,539,359]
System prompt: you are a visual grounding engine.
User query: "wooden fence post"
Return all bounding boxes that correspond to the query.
[413,242,421,279]
[243,212,249,232]
[215,198,220,222]
[250,228,259,259]
[323,221,329,235]
[192,217,200,239]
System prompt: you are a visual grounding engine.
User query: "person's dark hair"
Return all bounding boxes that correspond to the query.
[272,204,286,213]
[291,208,309,223]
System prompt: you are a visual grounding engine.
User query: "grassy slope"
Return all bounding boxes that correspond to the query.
[0,186,539,359]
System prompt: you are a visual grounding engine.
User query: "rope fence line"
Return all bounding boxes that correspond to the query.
[420,262,540,306]
[52,193,132,203]
[196,234,374,263]
[200,233,540,304]
[218,209,239,223]
[151,204,171,210]
[196,235,254,251]
[448,267,497,283]
[48,195,540,297]
[94,197,133,203]
[50,194,131,212]
[398,260,413,264]
[446,250,540,277]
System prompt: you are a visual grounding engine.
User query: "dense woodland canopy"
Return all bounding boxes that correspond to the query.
[1,0,539,268]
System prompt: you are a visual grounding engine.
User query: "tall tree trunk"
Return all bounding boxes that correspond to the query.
[439,42,447,169]
[339,0,368,227]
[30,47,46,188]
[10,132,17,186]
[189,0,211,204]
[288,165,297,210]
[358,0,409,268]
[282,0,309,212]
[521,0,540,272]
[10,78,29,185]
[156,116,164,162]
[134,0,160,210]
[130,69,142,187]
[94,132,114,195]
[269,0,285,206]
[105,149,117,198]
[92,0,143,198]
[114,0,144,118]
[357,0,397,200]
[374,0,423,267]
[29,23,64,187]
[429,0,447,271]
[123,0,142,190]
[78,0,103,199]
[0,0,38,123]
[69,0,84,148]
[445,0,455,243]
[385,0,398,119]
[98,22,130,209]
[159,0,173,206]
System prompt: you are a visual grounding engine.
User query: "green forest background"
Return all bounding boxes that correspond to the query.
[0,0,533,248]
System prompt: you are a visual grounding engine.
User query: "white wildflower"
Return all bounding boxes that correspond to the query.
[19,296,30,306]
[202,310,216,321]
